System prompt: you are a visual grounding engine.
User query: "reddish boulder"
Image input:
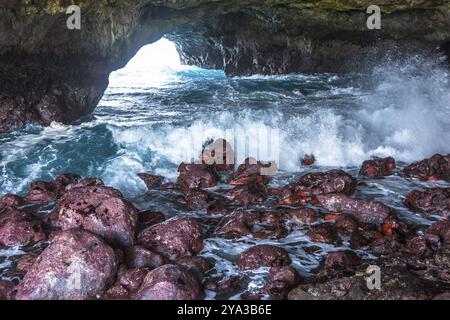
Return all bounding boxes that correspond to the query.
[317,251,361,277]
[53,173,81,194]
[66,177,104,191]
[280,170,357,205]
[25,181,57,203]
[262,266,301,300]
[200,139,235,171]
[137,217,204,260]
[176,256,213,277]
[0,194,26,208]
[176,189,219,211]
[428,220,450,255]
[405,188,450,218]
[224,184,267,205]
[54,185,138,247]
[117,268,149,294]
[137,211,166,231]
[124,246,167,269]
[306,224,342,245]
[360,157,396,178]
[214,210,286,240]
[229,157,277,185]
[406,236,434,257]
[137,173,165,189]
[15,252,39,274]
[403,154,450,181]
[317,194,394,225]
[236,245,291,270]
[301,154,316,166]
[282,208,318,227]
[133,264,204,300]
[0,280,15,300]
[16,230,118,300]
[0,209,46,248]
[176,163,218,191]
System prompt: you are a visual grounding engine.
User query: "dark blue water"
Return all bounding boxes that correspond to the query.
[1,40,450,298]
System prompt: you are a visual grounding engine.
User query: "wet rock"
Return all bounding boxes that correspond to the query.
[224,184,267,206]
[306,224,342,245]
[176,256,213,278]
[316,251,362,278]
[229,157,277,185]
[176,189,220,211]
[403,154,450,181]
[406,236,434,257]
[55,185,138,247]
[138,211,166,231]
[137,217,204,260]
[53,173,81,194]
[288,287,315,300]
[0,280,15,300]
[124,246,167,270]
[66,177,105,191]
[137,173,165,189]
[214,210,286,240]
[405,188,450,218]
[15,252,39,274]
[25,181,57,203]
[359,157,396,178]
[301,154,316,166]
[262,266,301,300]
[118,268,149,293]
[16,230,118,300]
[176,163,218,191]
[282,207,318,227]
[0,209,46,248]
[133,264,204,300]
[200,139,235,171]
[428,220,450,255]
[0,194,26,208]
[280,170,357,205]
[317,194,394,225]
[104,283,129,300]
[236,245,291,270]
[204,276,245,296]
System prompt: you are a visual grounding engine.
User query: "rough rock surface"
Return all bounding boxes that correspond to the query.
[236,245,291,270]
[0,1,449,132]
[404,154,450,181]
[0,209,46,248]
[405,188,450,217]
[133,264,204,300]
[137,217,204,260]
[54,185,138,247]
[360,157,396,178]
[16,230,118,300]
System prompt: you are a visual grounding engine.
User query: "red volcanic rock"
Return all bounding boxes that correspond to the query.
[66,177,105,191]
[280,170,357,205]
[214,210,286,240]
[0,280,15,300]
[54,185,138,247]
[316,194,393,225]
[124,246,167,269]
[133,264,204,300]
[406,236,434,257]
[137,173,165,189]
[428,220,450,255]
[359,157,396,178]
[283,207,318,226]
[137,217,204,260]
[405,188,450,218]
[176,163,218,191]
[301,154,316,166]
[320,251,361,275]
[15,252,40,274]
[403,154,450,181]
[200,139,235,171]
[224,184,267,205]
[16,230,118,300]
[176,189,219,211]
[0,194,26,208]
[138,211,166,231]
[0,209,46,248]
[236,245,291,270]
[306,224,342,245]
[229,157,277,185]
[25,181,57,202]
[118,268,149,293]
[53,173,81,194]
[176,256,213,277]
[262,266,301,300]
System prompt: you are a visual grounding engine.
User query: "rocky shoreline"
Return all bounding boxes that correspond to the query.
[1,140,450,300]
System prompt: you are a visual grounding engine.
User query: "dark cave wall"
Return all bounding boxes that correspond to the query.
[0,0,449,132]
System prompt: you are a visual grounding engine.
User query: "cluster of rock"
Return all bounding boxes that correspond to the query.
[1,141,450,300]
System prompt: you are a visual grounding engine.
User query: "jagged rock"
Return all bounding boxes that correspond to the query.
[229,157,276,185]
[0,194,26,208]
[137,173,165,189]
[359,157,396,178]
[224,184,268,205]
[16,230,118,300]
[124,246,167,270]
[405,188,450,218]
[53,173,81,194]
[176,163,218,191]
[403,154,450,181]
[25,181,57,203]
[0,208,46,248]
